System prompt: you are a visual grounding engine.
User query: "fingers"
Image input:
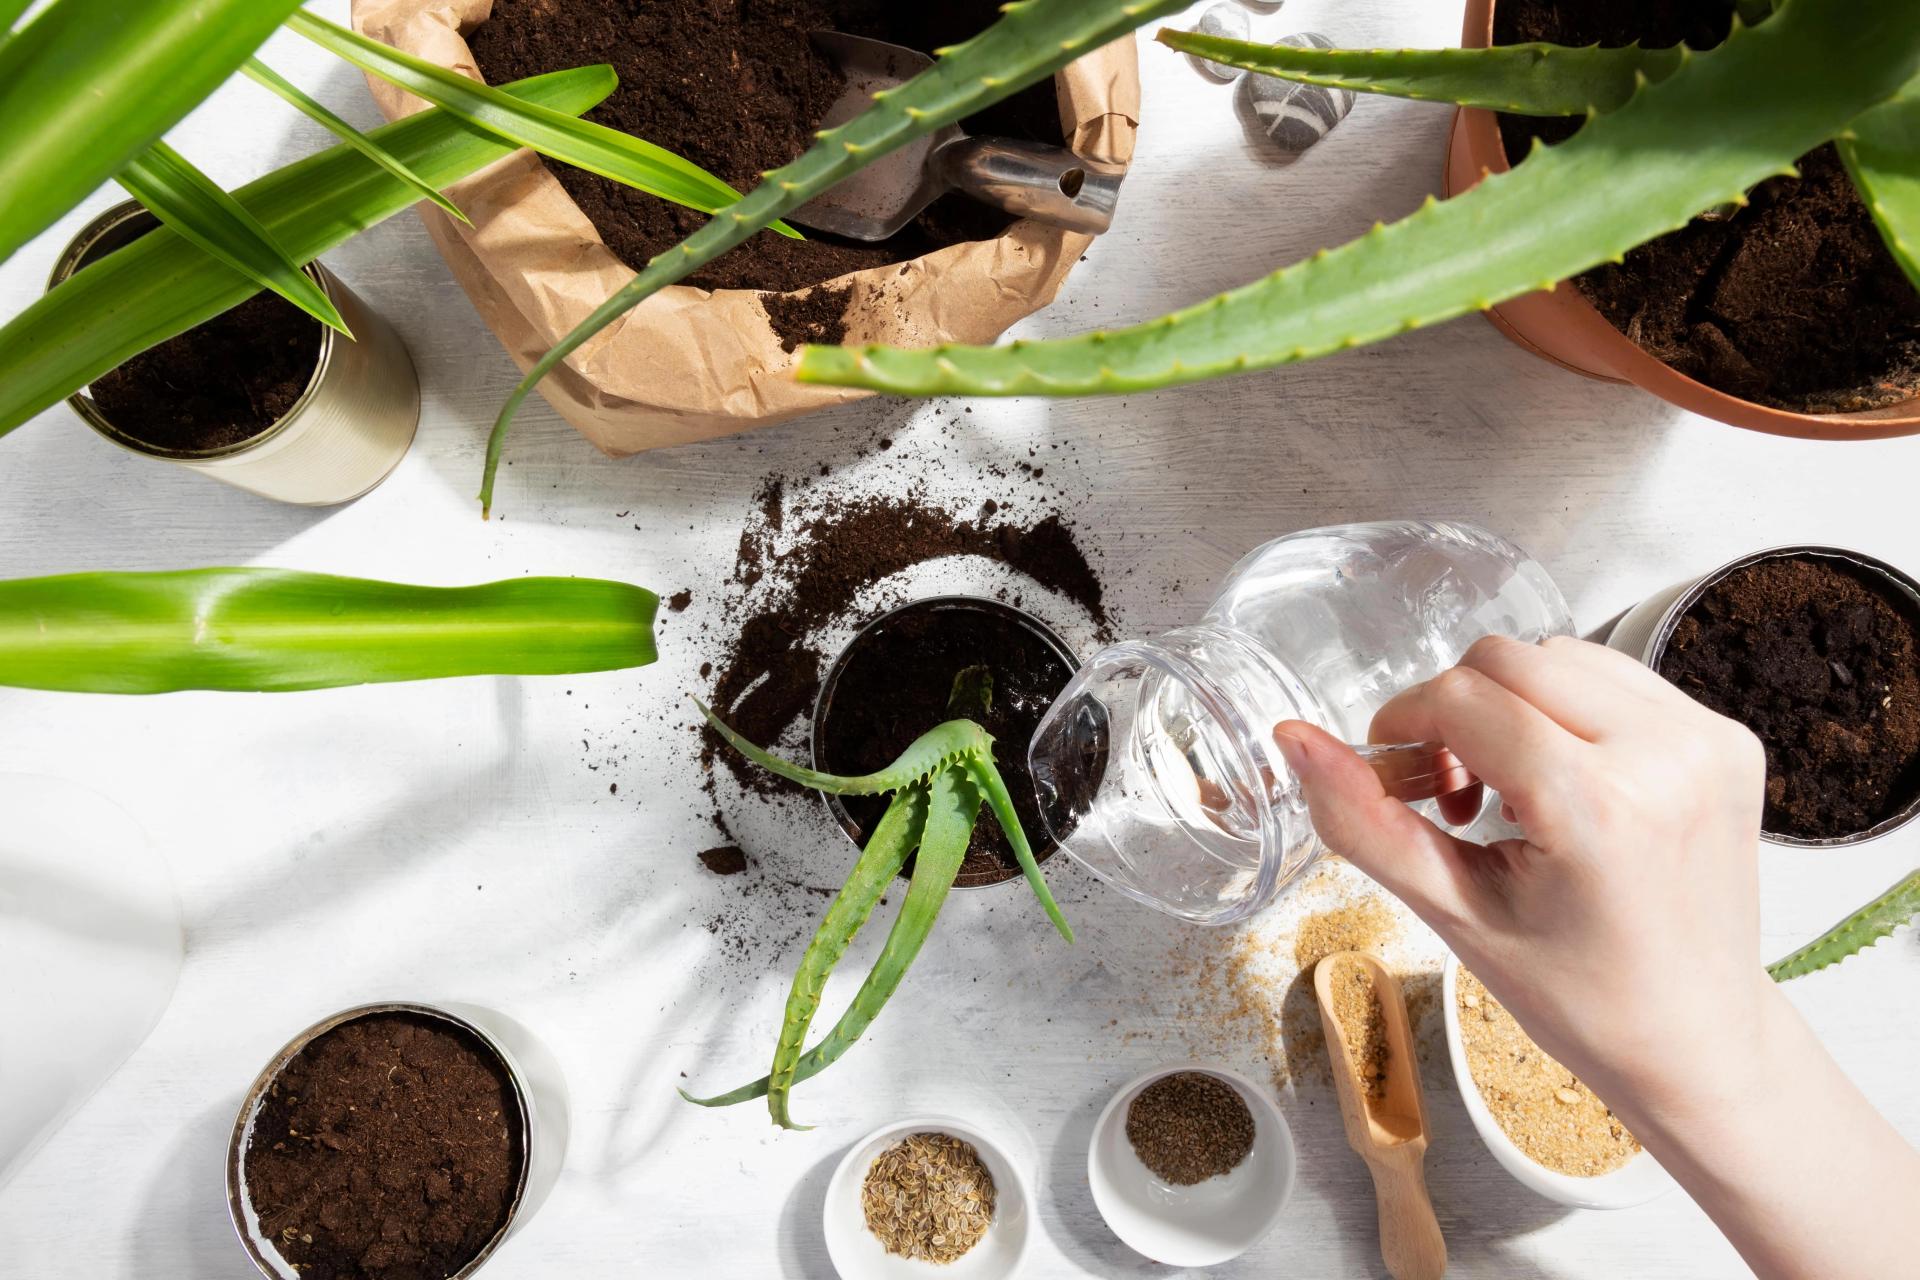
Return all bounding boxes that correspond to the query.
[1454,634,1668,742]
[1274,720,1477,927]
[1370,663,1584,821]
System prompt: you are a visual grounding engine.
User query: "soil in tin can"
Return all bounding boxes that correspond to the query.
[818,601,1074,887]
[466,0,1067,300]
[243,1012,522,1280]
[87,290,321,452]
[1658,555,1920,841]
[1492,0,1920,414]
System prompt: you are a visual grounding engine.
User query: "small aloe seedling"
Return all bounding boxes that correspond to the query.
[1767,868,1920,981]
[682,686,1072,1130]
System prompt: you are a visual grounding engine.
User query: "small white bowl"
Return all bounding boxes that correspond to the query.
[1087,1064,1295,1267]
[1441,954,1673,1209]
[823,1115,1032,1280]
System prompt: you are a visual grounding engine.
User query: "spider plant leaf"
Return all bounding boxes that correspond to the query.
[0,67,613,441]
[242,57,469,225]
[283,11,793,239]
[1154,32,1686,116]
[1767,869,1920,981]
[475,0,1192,517]
[116,140,351,336]
[0,0,306,266]
[797,0,1920,397]
[965,753,1073,943]
[0,569,657,694]
[1840,80,1920,290]
[767,784,937,1129]
[694,701,993,796]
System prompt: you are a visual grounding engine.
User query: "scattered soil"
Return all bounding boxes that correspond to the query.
[1457,968,1640,1177]
[1492,0,1920,412]
[1658,555,1920,840]
[1124,1071,1256,1186]
[467,0,1065,300]
[700,844,750,875]
[763,284,853,353]
[243,1012,521,1280]
[704,480,1109,799]
[88,290,320,452]
[1327,954,1390,1103]
[819,599,1075,886]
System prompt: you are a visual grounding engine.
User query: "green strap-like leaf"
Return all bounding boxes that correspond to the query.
[767,785,936,1129]
[284,11,792,240]
[695,701,994,797]
[0,67,614,441]
[0,0,305,265]
[116,140,351,336]
[1768,869,1920,981]
[0,569,657,694]
[474,0,1192,517]
[0,0,35,46]
[242,57,468,224]
[1153,32,1686,117]
[1840,80,1920,291]
[966,753,1073,943]
[796,0,1920,398]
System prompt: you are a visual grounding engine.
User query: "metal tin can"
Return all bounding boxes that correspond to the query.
[1607,545,1920,848]
[225,1001,566,1280]
[811,594,1080,889]
[48,201,419,506]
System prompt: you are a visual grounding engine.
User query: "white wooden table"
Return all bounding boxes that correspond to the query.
[2,2,1915,1276]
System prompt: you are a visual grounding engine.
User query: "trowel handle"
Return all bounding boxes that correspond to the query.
[931,137,1124,235]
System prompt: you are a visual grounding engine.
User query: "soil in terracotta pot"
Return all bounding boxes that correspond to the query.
[87,290,320,452]
[1658,556,1920,841]
[467,0,1066,302]
[243,1012,522,1280]
[819,601,1073,887]
[1492,0,1920,413]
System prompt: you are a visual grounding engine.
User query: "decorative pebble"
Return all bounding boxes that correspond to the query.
[1238,32,1355,155]
[1185,3,1250,82]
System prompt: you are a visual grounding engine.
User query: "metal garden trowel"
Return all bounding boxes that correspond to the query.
[790,31,1125,241]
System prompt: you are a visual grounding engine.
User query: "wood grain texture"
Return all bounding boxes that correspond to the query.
[1,3,1917,1278]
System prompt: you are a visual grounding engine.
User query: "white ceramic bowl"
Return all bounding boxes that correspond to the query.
[1441,954,1673,1209]
[823,1115,1032,1280]
[1087,1064,1295,1267]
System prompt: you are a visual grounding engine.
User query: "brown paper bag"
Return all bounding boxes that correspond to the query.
[350,0,1140,455]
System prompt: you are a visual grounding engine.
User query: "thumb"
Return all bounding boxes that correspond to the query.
[1273,720,1476,926]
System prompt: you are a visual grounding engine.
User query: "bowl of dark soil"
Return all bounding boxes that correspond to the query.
[814,596,1078,889]
[226,1004,540,1280]
[1609,546,1920,847]
[1444,0,1920,440]
[353,0,1139,454]
[50,202,420,505]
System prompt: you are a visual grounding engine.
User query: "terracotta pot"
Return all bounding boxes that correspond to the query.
[1444,0,1920,440]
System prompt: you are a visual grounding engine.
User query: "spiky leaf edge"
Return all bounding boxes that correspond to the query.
[1767,869,1920,981]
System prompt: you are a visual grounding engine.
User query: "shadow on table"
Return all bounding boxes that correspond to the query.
[777,1146,843,1280]
[131,1095,257,1279]
[1040,1085,1166,1276]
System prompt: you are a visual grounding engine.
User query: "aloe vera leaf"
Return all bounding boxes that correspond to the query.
[695,700,992,796]
[1840,81,1920,290]
[0,569,657,694]
[116,140,352,336]
[284,11,794,240]
[0,0,305,266]
[1767,869,1920,982]
[797,0,1920,398]
[0,0,35,44]
[1154,33,1686,116]
[0,67,612,441]
[475,0,1191,517]
[966,753,1074,943]
[242,57,469,224]
[761,786,930,1129]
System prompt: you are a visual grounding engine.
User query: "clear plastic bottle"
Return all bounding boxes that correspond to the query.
[1028,521,1571,925]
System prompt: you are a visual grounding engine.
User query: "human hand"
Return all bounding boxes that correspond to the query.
[1273,634,1774,1107]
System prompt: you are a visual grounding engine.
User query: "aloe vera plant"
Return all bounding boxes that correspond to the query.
[789,0,1920,396]
[0,569,657,693]
[1767,869,1920,981]
[683,691,1073,1129]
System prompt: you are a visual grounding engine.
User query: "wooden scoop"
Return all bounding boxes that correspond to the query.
[1314,952,1447,1280]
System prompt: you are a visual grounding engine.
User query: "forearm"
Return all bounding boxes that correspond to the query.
[1597,986,1920,1280]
